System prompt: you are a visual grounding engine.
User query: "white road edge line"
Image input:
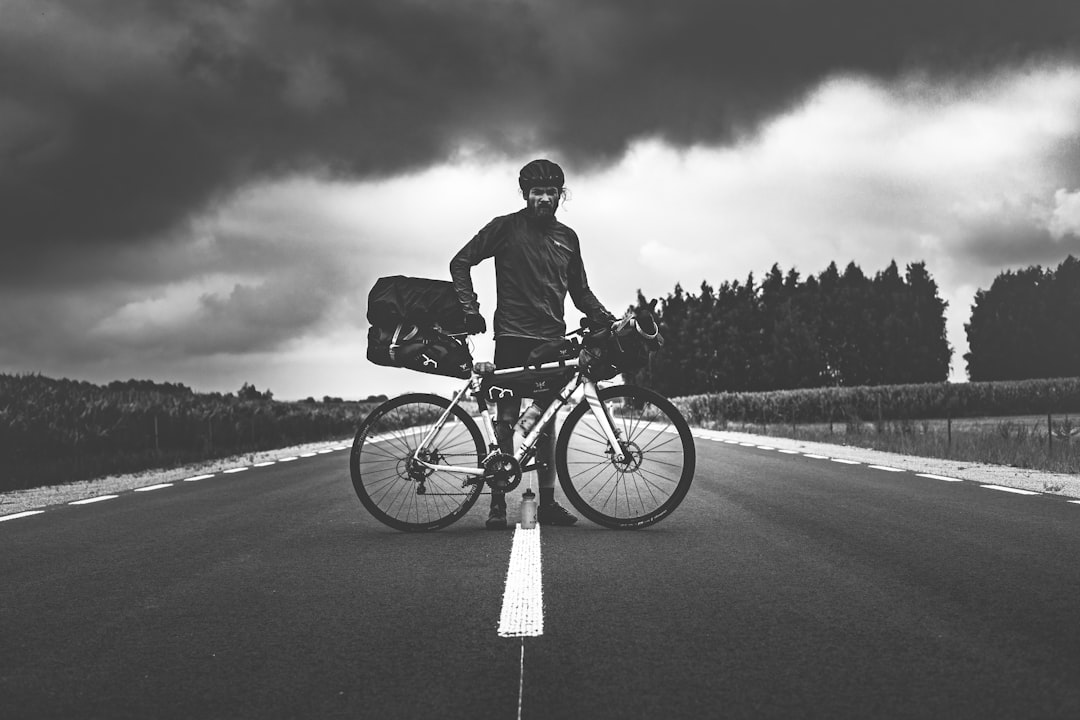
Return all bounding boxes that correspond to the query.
[981,484,1040,496]
[0,510,45,522]
[498,524,543,638]
[69,495,119,505]
[916,473,962,482]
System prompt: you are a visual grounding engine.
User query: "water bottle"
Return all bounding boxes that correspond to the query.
[516,401,544,436]
[520,488,537,529]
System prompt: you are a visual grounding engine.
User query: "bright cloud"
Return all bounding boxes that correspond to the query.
[5,59,1080,398]
[1048,189,1080,239]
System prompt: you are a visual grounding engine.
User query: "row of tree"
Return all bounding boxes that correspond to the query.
[632,255,1079,396]
[965,255,1080,382]
[632,260,952,397]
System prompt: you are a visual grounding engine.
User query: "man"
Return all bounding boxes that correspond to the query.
[451,159,616,530]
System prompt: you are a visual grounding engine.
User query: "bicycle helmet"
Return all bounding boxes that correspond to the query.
[518,159,565,192]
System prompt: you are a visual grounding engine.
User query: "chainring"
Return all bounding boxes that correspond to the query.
[482,451,522,493]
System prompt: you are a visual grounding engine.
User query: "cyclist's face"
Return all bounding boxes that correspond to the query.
[526,186,560,217]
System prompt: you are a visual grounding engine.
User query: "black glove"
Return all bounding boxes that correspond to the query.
[464,313,487,335]
[586,313,616,333]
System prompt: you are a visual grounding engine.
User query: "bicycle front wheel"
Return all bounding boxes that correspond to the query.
[350,393,486,532]
[556,385,695,529]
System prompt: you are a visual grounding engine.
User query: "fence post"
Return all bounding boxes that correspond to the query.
[1048,412,1053,457]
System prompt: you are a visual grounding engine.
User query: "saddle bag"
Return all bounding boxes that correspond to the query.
[366,324,473,378]
[365,276,474,378]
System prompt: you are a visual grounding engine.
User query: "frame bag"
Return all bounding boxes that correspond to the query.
[479,339,577,403]
[366,276,474,378]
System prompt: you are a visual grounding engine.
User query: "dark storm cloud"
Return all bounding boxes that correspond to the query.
[3,0,1080,282]
[955,219,1080,272]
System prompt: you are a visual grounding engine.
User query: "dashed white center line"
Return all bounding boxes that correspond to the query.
[69,495,118,505]
[253,461,276,467]
[184,474,215,482]
[278,456,299,462]
[832,458,860,465]
[803,453,829,459]
[223,467,249,474]
[868,465,904,472]
[981,485,1040,496]
[133,483,172,492]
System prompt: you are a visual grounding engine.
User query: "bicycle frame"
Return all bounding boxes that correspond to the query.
[410,357,628,478]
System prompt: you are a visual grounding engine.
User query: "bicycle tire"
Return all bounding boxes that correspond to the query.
[350,393,486,532]
[556,385,695,529]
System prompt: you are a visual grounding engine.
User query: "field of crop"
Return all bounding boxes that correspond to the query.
[0,374,378,492]
[5,373,1079,494]
[715,414,1080,476]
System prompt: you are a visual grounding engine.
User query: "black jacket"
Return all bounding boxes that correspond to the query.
[451,208,613,339]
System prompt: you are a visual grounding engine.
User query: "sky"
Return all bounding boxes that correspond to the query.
[3,0,1080,400]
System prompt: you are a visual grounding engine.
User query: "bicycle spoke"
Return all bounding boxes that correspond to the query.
[557,386,695,528]
[352,395,485,531]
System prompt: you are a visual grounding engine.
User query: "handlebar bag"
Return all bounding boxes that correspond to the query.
[582,318,664,380]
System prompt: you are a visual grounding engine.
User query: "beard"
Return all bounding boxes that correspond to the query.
[527,198,558,223]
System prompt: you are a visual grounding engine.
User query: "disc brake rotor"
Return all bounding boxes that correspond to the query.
[612,441,644,473]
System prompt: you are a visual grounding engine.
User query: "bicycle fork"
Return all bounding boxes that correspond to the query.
[581,380,630,464]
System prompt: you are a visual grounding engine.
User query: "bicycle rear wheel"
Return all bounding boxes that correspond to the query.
[556,385,695,529]
[350,393,486,532]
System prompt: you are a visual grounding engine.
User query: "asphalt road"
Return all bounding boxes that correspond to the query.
[2,435,1080,719]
